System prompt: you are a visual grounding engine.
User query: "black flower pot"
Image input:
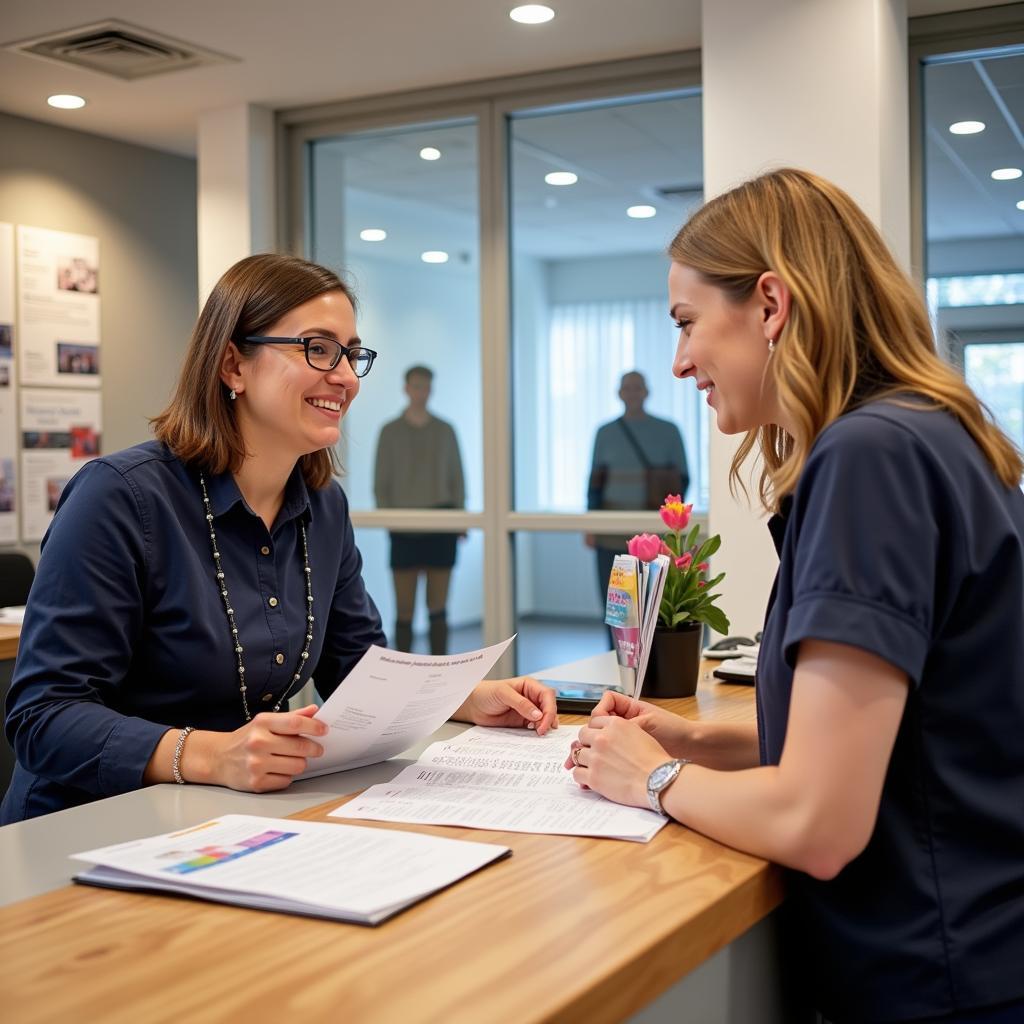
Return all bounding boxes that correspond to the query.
[643,622,703,698]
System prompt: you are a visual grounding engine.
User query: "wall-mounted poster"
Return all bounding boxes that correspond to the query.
[19,388,101,542]
[17,225,101,389]
[0,222,16,544]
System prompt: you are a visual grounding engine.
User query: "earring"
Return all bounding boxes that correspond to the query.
[767,338,776,354]
[229,389,237,400]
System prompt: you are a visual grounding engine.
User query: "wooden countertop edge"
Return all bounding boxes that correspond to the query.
[0,629,19,661]
[547,863,785,1023]
[287,791,785,1024]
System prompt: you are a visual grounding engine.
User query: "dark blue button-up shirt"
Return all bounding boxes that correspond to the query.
[757,399,1024,1022]
[2,441,385,823]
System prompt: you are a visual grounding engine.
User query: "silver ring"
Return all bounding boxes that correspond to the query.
[571,746,583,768]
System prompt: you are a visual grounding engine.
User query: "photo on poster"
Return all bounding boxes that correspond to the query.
[0,458,14,513]
[57,342,100,376]
[45,476,71,511]
[22,430,73,450]
[56,256,99,295]
[70,425,100,457]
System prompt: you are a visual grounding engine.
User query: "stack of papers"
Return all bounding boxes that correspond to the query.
[0,605,26,625]
[72,815,510,925]
[331,726,668,843]
[605,554,670,698]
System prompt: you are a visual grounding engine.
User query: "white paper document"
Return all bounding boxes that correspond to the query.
[298,637,515,779]
[71,814,510,925]
[331,726,668,842]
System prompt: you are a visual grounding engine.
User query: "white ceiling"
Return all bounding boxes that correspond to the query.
[0,0,699,156]
[1,1,1019,265]
[0,1,1015,157]
[923,52,1024,245]
[313,94,702,262]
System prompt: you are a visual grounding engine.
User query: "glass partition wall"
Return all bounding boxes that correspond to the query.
[919,44,1024,459]
[290,57,706,674]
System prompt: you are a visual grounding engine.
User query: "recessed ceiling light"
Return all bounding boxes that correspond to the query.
[47,94,85,110]
[1017,200,1024,211]
[991,167,1022,181]
[545,171,577,186]
[419,147,441,161]
[627,205,657,219]
[360,228,387,242]
[510,5,555,24]
[421,251,449,264]
[948,120,985,135]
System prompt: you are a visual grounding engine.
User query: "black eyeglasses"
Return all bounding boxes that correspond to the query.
[244,336,377,377]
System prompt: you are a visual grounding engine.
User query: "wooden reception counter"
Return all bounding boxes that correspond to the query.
[0,656,783,1023]
[0,622,19,661]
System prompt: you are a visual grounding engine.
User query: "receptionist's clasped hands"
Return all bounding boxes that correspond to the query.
[564,690,695,807]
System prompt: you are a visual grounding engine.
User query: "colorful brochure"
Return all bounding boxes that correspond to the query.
[71,815,511,925]
[605,554,641,695]
[604,553,670,698]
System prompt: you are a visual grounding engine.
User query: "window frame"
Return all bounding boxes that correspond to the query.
[280,53,702,675]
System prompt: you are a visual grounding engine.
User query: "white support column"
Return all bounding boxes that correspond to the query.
[700,0,910,636]
[196,104,277,304]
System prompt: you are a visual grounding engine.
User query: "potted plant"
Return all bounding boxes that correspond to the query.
[626,495,730,698]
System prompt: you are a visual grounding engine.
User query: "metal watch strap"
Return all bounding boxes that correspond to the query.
[647,758,688,815]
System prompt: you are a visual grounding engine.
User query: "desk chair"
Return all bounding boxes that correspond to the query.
[0,552,32,799]
[0,552,34,608]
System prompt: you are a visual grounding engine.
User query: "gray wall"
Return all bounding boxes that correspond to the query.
[0,112,197,557]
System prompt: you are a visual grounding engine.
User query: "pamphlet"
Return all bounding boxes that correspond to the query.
[71,814,511,925]
[605,554,641,694]
[298,637,515,779]
[604,553,670,698]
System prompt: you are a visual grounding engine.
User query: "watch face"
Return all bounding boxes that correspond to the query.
[649,763,676,790]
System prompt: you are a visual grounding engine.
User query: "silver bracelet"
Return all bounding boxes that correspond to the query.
[172,726,195,785]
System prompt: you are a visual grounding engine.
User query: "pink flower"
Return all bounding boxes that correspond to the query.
[659,540,673,558]
[697,580,707,588]
[659,495,693,531]
[627,533,662,563]
[697,561,709,572]
[675,552,693,571]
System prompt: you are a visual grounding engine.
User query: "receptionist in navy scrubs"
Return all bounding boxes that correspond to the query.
[2,254,556,824]
[569,170,1024,1023]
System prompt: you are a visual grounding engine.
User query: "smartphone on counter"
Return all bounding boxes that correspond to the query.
[541,680,627,714]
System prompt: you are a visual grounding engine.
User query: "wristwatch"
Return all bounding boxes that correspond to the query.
[646,758,688,815]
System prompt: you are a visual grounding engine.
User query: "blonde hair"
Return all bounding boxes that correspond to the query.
[669,168,1023,512]
[153,254,355,490]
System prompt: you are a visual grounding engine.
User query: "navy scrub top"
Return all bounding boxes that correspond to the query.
[758,398,1024,1022]
[2,441,386,824]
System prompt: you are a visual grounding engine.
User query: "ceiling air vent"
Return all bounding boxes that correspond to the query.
[655,185,705,204]
[5,20,236,80]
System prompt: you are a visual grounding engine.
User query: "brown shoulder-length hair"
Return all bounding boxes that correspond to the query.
[669,167,1023,513]
[152,253,356,490]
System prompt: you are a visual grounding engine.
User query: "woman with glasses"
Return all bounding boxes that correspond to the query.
[2,254,556,823]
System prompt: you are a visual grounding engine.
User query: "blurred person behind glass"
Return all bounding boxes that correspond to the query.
[585,370,689,601]
[374,365,465,654]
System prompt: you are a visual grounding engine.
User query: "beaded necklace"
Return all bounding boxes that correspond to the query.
[199,474,315,721]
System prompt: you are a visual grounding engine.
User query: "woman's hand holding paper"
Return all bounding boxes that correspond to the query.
[457,677,558,735]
